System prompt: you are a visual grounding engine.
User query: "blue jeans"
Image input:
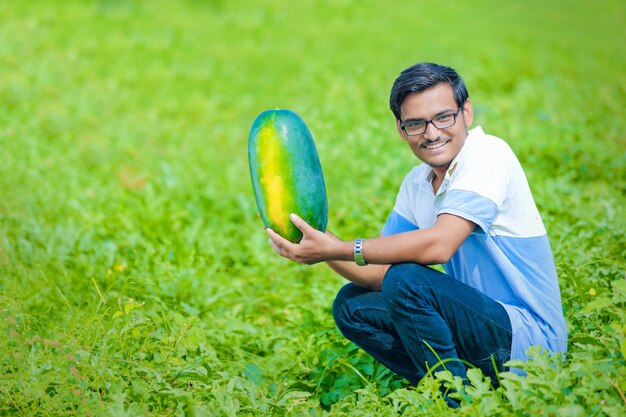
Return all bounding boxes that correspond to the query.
[333,263,512,387]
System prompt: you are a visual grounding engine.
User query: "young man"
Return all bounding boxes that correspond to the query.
[266,62,567,388]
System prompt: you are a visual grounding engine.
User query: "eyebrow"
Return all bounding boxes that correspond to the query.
[402,108,457,123]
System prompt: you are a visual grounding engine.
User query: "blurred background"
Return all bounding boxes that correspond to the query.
[1,0,624,415]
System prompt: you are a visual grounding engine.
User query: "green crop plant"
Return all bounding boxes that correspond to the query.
[0,0,624,415]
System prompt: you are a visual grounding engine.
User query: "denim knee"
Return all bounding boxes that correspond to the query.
[382,263,416,302]
[381,263,436,311]
[332,283,361,335]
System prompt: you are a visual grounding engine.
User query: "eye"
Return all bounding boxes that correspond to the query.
[405,121,426,129]
[435,113,454,122]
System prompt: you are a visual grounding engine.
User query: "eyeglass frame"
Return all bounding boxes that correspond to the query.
[400,106,463,136]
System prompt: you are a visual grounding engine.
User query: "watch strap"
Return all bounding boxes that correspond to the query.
[353,238,367,266]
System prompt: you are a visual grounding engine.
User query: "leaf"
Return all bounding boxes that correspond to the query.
[558,404,585,416]
[612,279,626,298]
[583,296,613,312]
[243,363,264,386]
[279,390,313,402]
[466,368,492,396]
[568,333,602,346]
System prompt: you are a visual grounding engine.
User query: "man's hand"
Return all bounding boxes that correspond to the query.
[266,213,345,264]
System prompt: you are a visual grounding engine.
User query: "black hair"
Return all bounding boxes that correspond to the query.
[389,62,469,120]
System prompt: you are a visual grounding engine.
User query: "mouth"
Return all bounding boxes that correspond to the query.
[421,139,449,150]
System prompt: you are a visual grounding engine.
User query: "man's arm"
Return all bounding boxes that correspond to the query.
[323,231,390,291]
[351,214,475,265]
[266,213,475,287]
[326,260,390,291]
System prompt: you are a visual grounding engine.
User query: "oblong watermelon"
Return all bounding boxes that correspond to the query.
[248,109,328,243]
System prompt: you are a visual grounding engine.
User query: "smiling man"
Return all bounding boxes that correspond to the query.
[266,63,567,398]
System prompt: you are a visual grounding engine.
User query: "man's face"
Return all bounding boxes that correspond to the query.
[396,83,473,172]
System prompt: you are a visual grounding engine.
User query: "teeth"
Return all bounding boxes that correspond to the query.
[424,142,446,150]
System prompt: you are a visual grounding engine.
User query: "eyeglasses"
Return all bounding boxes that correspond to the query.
[401,107,462,136]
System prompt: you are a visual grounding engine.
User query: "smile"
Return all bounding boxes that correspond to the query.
[422,140,449,150]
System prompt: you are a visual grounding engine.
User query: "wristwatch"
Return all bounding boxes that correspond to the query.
[353,238,367,266]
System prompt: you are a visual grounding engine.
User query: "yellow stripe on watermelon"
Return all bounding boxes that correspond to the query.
[257,122,292,234]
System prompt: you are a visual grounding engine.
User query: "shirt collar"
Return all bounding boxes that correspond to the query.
[424,125,484,183]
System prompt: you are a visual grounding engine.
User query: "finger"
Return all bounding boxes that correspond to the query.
[289,213,315,235]
[266,227,295,251]
[266,228,285,254]
[267,230,298,260]
[268,237,284,255]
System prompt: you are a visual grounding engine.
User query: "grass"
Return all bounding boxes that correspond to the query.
[0,0,625,415]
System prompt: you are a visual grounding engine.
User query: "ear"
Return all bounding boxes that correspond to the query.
[462,99,474,127]
[396,119,408,141]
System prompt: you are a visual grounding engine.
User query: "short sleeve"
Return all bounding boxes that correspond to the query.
[381,169,420,235]
[382,210,419,236]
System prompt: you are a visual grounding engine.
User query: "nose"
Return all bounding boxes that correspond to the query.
[423,121,441,140]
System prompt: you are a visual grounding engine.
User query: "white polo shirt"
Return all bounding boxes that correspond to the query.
[382,126,567,369]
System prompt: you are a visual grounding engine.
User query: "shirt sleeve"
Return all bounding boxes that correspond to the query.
[382,210,419,236]
[437,146,510,233]
[381,170,419,236]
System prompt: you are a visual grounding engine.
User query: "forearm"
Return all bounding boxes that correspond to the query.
[325,215,474,266]
[267,214,472,276]
[326,260,389,291]
[324,228,449,266]
[321,230,445,289]
[322,230,387,290]
[360,228,449,265]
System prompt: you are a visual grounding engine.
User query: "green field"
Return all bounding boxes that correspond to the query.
[1,0,625,415]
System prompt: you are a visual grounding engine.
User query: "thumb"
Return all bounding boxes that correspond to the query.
[290,213,315,235]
